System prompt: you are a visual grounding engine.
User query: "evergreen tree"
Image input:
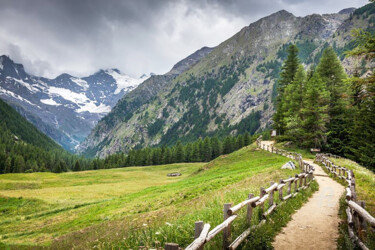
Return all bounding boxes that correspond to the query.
[202,137,212,162]
[73,161,81,172]
[223,136,233,154]
[13,155,25,173]
[273,44,300,135]
[301,72,330,148]
[316,46,349,154]
[211,137,222,159]
[243,132,251,146]
[175,141,185,163]
[4,157,12,174]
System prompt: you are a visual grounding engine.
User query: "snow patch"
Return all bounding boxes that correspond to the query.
[7,77,40,93]
[106,69,149,94]
[0,87,41,108]
[41,98,61,106]
[71,77,89,90]
[48,86,110,114]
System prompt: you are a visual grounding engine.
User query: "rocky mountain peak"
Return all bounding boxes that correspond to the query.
[338,8,356,15]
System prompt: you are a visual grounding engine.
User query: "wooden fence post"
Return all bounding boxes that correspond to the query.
[269,182,274,206]
[287,176,292,195]
[194,221,204,250]
[223,203,232,250]
[165,243,179,250]
[260,187,265,212]
[294,174,298,193]
[247,193,254,225]
[279,179,283,201]
[358,201,367,241]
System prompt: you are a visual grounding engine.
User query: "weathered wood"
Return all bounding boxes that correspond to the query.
[247,193,254,225]
[223,203,232,249]
[282,194,292,201]
[282,177,295,183]
[186,223,210,250]
[348,200,375,227]
[263,204,277,217]
[359,201,368,239]
[229,220,265,250]
[346,207,354,227]
[269,182,275,206]
[346,187,352,201]
[294,174,298,192]
[228,196,260,216]
[265,182,278,194]
[278,179,283,201]
[348,226,369,250]
[287,176,292,195]
[165,243,179,250]
[195,221,204,239]
[206,215,237,242]
[253,194,269,208]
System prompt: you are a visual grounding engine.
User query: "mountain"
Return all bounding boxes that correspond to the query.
[0,98,62,152]
[80,4,375,158]
[0,55,149,151]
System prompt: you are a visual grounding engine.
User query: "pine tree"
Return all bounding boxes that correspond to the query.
[4,156,12,174]
[202,137,212,162]
[243,132,251,146]
[211,137,222,159]
[223,136,233,154]
[74,161,81,172]
[14,155,25,173]
[273,44,300,135]
[175,141,185,163]
[284,64,306,142]
[316,46,349,154]
[301,72,330,148]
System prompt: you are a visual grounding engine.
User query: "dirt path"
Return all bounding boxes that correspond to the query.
[260,141,345,249]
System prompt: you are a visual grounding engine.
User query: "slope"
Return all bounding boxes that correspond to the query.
[80,4,375,158]
[0,98,61,151]
[0,144,309,249]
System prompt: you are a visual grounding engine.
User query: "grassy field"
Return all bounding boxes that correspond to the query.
[0,144,316,249]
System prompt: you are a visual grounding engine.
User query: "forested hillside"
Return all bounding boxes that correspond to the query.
[274,18,375,169]
[79,3,375,158]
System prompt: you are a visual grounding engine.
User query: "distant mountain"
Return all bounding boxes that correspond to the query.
[0,55,149,151]
[79,3,375,158]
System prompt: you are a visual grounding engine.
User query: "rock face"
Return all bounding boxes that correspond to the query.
[0,55,149,151]
[80,4,375,158]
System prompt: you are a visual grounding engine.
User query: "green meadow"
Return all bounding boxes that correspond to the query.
[0,144,316,249]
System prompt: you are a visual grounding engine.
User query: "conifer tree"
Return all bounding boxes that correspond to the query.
[211,137,222,159]
[301,72,330,148]
[316,46,349,154]
[273,44,300,135]
[175,141,185,163]
[202,137,212,162]
[73,161,81,172]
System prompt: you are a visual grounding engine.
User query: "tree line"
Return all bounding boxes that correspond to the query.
[273,24,375,169]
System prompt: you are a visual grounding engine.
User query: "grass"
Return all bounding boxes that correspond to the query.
[317,157,375,249]
[0,144,317,249]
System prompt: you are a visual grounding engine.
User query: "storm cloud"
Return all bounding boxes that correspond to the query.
[0,0,368,78]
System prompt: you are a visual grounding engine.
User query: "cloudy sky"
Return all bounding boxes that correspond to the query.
[0,0,369,78]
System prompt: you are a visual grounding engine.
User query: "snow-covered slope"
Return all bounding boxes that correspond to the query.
[0,55,149,151]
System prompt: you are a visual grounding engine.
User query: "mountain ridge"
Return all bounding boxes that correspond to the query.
[79,3,375,158]
[0,55,149,151]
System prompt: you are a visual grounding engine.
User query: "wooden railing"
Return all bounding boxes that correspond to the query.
[315,154,374,250]
[164,138,315,250]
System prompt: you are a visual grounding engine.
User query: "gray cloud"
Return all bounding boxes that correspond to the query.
[0,0,369,78]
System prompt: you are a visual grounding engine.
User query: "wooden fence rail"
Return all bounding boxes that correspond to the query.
[315,154,375,250]
[164,138,315,250]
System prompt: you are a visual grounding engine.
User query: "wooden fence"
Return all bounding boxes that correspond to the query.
[164,138,315,250]
[315,154,374,250]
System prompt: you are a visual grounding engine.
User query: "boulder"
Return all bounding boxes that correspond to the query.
[281,161,296,170]
[167,172,182,177]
